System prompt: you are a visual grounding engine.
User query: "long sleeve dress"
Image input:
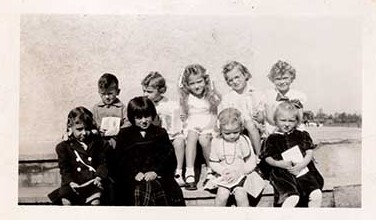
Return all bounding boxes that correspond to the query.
[114,124,185,206]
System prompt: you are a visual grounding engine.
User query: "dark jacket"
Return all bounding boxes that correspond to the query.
[114,124,184,206]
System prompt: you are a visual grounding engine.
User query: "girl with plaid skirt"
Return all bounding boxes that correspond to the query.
[113,96,185,206]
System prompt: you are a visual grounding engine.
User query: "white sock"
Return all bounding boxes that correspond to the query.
[308,189,322,207]
[282,195,299,208]
[175,169,182,176]
[186,167,194,176]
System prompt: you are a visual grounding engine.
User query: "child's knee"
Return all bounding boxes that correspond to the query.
[61,198,71,205]
[173,137,185,148]
[309,189,322,202]
[234,188,248,202]
[282,195,300,207]
[216,188,230,205]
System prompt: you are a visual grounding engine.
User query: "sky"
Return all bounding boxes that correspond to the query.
[1,0,376,219]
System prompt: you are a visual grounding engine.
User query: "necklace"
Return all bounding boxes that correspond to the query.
[222,139,237,165]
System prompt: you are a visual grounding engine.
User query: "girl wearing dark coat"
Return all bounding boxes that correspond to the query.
[114,96,185,206]
[49,107,109,205]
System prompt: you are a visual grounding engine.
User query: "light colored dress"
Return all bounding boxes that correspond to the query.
[209,135,256,189]
[185,94,215,135]
[154,97,184,140]
[219,83,263,122]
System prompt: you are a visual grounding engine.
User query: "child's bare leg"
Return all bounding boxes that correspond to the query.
[87,192,101,205]
[233,187,249,207]
[173,136,186,186]
[173,136,185,171]
[244,120,261,155]
[308,189,322,207]
[185,131,199,188]
[90,199,101,205]
[215,187,231,206]
[186,131,199,169]
[198,134,212,166]
[61,198,71,205]
[281,195,300,207]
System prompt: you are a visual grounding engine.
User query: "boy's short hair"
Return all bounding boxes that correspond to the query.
[273,101,301,124]
[268,60,296,82]
[141,71,167,94]
[127,96,157,125]
[222,61,252,83]
[217,107,243,130]
[98,73,119,91]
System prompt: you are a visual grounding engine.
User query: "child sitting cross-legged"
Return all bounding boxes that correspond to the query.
[209,108,257,207]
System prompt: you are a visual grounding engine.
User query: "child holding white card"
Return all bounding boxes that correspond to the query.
[260,101,324,207]
[92,73,130,149]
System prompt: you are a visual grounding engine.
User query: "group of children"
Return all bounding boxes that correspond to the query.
[49,60,324,207]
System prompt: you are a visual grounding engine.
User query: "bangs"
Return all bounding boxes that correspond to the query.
[127,96,157,125]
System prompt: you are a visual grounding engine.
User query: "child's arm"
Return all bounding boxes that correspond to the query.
[56,143,75,186]
[287,149,313,176]
[209,138,227,175]
[265,156,293,169]
[153,129,177,177]
[94,139,109,180]
[243,149,257,175]
[244,119,262,156]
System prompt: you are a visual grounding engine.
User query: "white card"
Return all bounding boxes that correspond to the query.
[281,145,309,177]
[100,117,121,136]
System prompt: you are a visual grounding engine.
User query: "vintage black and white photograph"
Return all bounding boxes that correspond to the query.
[18,13,362,208]
[1,0,376,219]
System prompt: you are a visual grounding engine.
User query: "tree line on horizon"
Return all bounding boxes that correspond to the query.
[303,108,362,127]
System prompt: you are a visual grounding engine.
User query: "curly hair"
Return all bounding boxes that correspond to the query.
[178,64,221,116]
[222,61,252,84]
[267,60,296,82]
[141,71,167,94]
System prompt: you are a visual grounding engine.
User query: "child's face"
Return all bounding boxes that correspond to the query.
[272,73,293,94]
[99,87,120,105]
[275,110,298,133]
[134,115,153,130]
[71,122,90,142]
[225,68,247,93]
[188,74,206,97]
[221,123,241,142]
[143,86,162,103]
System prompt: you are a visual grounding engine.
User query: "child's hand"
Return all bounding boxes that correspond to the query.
[144,171,158,181]
[93,177,103,189]
[135,172,145,181]
[69,182,79,192]
[223,170,241,183]
[279,160,293,169]
[288,163,305,176]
